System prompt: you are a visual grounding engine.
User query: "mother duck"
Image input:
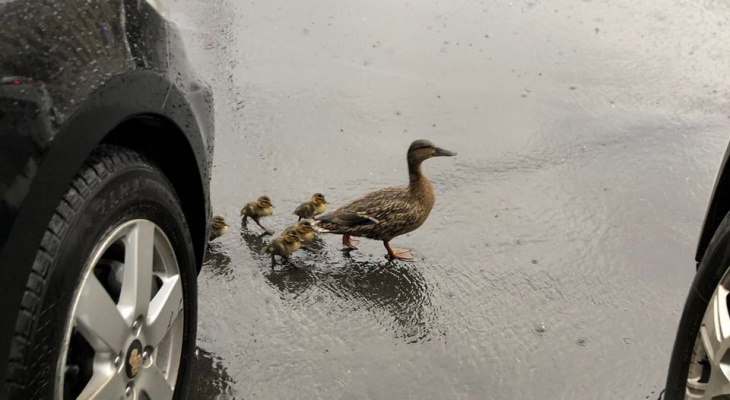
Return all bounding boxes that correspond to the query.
[313,139,456,260]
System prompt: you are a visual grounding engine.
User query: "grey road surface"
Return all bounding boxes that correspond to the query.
[171,0,730,398]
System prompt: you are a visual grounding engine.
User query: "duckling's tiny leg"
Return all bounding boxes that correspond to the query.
[270,254,277,269]
[342,234,359,250]
[383,241,413,261]
[284,256,306,270]
[298,216,302,222]
[242,215,249,227]
[254,217,274,235]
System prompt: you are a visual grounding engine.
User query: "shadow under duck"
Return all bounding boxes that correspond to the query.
[313,139,456,260]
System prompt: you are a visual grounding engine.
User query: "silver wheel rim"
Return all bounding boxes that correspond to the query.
[56,219,184,400]
[686,265,730,399]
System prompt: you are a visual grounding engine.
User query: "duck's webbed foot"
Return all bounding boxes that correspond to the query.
[342,234,359,250]
[384,241,413,261]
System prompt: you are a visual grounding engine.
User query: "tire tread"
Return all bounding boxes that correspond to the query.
[4,145,167,398]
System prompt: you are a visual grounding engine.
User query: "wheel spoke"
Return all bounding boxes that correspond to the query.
[120,220,156,321]
[138,364,174,400]
[701,286,730,366]
[145,275,183,347]
[75,274,128,354]
[686,378,707,399]
[77,368,125,400]
[688,375,730,399]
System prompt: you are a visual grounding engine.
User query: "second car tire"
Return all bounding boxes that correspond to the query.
[665,211,730,399]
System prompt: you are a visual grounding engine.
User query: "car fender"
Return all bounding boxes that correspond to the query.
[0,69,209,381]
[696,139,730,264]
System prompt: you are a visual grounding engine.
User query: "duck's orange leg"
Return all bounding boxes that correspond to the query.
[384,241,413,261]
[342,234,360,250]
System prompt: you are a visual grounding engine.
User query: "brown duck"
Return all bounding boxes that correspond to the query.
[265,228,303,269]
[240,195,275,235]
[209,215,229,241]
[313,139,456,260]
[283,220,316,243]
[293,193,328,221]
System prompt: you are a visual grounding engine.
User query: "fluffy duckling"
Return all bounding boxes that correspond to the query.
[240,195,275,235]
[293,193,328,221]
[283,220,316,243]
[209,215,229,241]
[265,228,303,269]
[314,139,456,261]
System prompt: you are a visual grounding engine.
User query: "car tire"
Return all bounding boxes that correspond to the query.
[665,211,730,399]
[4,145,197,400]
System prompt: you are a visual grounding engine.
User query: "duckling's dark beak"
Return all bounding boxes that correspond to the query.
[434,147,457,157]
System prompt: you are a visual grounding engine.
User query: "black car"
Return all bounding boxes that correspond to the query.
[0,0,214,399]
[665,142,730,399]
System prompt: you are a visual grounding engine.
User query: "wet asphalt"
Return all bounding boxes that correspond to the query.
[171,0,730,398]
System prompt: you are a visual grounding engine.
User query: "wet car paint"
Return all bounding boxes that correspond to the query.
[0,0,215,383]
[174,0,730,398]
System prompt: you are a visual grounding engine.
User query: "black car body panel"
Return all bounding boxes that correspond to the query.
[695,141,730,265]
[0,0,214,389]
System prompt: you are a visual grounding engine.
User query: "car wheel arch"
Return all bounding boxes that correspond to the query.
[696,140,730,266]
[0,72,210,389]
[102,113,209,272]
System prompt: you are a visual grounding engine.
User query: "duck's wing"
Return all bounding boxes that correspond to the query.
[315,211,379,227]
[314,187,408,230]
[339,187,409,217]
[240,203,251,216]
[293,202,311,216]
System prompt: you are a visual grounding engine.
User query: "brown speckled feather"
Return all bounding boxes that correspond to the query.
[293,202,315,219]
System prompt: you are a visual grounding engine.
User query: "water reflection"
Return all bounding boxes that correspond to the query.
[299,235,328,253]
[240,224,330,269]
[238,222,440,342]
[203,241,233,277]
[239,225,271,256]
[264,257,440,343]
[190,347,236,400]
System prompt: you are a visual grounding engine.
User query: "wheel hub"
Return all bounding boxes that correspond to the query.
[125,339,144,379]
[58,220,185,399]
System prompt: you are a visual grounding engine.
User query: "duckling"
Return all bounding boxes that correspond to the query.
[209,215,229,241]
[293,193,328,221]
[265,228,303,269]
[240,195,275,235]
[313,139,456,261]
[283,220,316,243]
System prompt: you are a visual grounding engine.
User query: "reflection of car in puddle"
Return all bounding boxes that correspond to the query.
[189,347,236,399]
[264,257,442,344]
